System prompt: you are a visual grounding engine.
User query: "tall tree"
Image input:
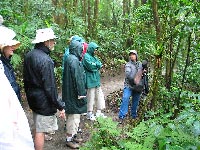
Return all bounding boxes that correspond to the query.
[141,0,147,4]
[52,0,67,28]
[150,0,163,110]
[93,0,99,39]
[134,0,139,8]
[82,0,87,23]
[87,0,92,38]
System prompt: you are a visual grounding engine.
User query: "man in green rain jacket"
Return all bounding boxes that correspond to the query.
[62,40,87,149]
[82,42,106,121]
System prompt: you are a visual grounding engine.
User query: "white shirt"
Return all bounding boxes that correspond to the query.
[0,60,34,150]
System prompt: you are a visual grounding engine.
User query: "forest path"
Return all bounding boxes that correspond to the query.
[25,70,125,150]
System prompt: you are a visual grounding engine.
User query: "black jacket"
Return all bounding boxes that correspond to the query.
[0,54,21,101]
[23,43,64,116]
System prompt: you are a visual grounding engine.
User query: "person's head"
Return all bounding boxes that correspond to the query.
[0,40,20,58]
[87,42,99,56]
[32,28,57,50]
[69,40,83,60]
[129,50,138,62]
[0,27,20,58]
[71,35,84,43]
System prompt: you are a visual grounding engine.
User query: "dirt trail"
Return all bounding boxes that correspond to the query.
[101,73,124,97]
[24,72,125,150]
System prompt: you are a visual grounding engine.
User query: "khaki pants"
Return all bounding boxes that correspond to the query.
[87,86,105,112]
[66,114,80,136]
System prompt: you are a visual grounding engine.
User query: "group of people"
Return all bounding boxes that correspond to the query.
[0,14,148,150]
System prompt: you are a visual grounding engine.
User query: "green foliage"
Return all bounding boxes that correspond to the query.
[81,102,200,150]
[10,53,22,69]
[0,0,199,112]
[81,117,122,150]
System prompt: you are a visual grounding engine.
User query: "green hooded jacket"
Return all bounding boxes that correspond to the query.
[82,42,102,89]
[62,40,87,114]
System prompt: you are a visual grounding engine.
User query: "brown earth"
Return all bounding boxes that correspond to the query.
[23,70,125,150]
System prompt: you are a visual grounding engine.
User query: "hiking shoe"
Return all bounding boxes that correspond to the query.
[96,112,107,118]
[118,118,124,124]
[81,113,87,116]
[66,141,79,149]
[73,135,83,143]
[44,134,53,141]
[48,131,55,135]
[77,127,82,133]
[86,113,96,121]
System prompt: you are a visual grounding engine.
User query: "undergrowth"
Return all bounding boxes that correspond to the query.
[81,100,200,150]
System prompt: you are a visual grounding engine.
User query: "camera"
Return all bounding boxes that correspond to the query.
[142,60,148,70]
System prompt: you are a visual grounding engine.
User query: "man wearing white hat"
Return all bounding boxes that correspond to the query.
[23,28,66,150]
[0,25,21,102]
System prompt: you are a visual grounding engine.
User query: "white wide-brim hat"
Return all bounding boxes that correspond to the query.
[0,26,16,42]
[0,40,20,51]
[0,26,20,51]
[32,28,57,44]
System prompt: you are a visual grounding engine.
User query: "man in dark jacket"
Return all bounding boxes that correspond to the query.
[23,28,65,150]
[62,40,87,149]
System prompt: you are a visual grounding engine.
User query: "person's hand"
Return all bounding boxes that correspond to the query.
[143,68,147,73]
[58,109,66,119]
[78,96,86,99]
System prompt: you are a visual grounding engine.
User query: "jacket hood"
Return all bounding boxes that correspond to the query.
[71,35,84,43]
[69,40,83,60]
[87,42,99,56]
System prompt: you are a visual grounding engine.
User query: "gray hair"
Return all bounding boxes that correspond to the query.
[0,15,4,25]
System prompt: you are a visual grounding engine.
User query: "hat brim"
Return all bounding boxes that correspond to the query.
[0,40,20,50]
[31,36,58,44]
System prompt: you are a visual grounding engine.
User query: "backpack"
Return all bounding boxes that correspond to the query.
[131,62,144,93]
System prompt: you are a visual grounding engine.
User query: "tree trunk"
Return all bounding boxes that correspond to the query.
[82,0,87,23]
[87,0,92,38]
[150,0,163,110]
[122,0,126,31]
[174,33,192,117]
[112,1,117,27]
[93,0,99,39]
[134,0,139,8]
[165,34,173,90]
[123,0,128,32]
[52,0,67,29]
[141,0,147,4]
[152,0,161,43]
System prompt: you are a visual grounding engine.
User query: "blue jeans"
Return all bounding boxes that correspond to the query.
[118,87,141,119]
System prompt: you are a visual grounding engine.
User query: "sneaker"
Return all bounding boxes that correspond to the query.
[118,118,123,124]
[48,131,55,135]
[96,112,107,118]
[66,141,79,149]
[77,127,82,133]
[44,134,53,141]
[86,113,96,121]
[81,113,87,116]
